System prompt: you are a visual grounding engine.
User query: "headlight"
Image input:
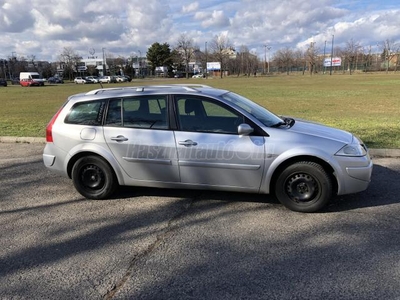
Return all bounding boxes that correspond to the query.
[335,141,367,157]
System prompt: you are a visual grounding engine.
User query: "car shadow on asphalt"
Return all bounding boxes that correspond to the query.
[106,165,400,213]
[109,163,399,213]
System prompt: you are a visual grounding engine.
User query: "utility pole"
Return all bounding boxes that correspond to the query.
[205,42,208,79]
[330,35,334,75]
[264,45,267,74]
[138,50,141,78]
[102,48,106,76]
[323,40,327,74]
[265,45,271,74]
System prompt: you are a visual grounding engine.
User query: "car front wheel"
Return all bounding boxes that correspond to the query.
[275,161,332,213]
[72,156,117,199]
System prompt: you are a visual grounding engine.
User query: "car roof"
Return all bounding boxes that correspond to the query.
[67,84,229,102]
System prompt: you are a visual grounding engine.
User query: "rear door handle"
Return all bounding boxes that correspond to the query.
[111,135,128,142]
[178,139,198,146]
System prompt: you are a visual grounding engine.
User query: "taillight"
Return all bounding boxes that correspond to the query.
[46,108,63,143]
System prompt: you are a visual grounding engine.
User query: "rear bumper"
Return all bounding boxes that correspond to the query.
[43,143,69,178]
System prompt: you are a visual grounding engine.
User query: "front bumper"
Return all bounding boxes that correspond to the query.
[336,154,373,195]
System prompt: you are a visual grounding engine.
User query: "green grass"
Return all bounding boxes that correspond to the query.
[0,73,399,148]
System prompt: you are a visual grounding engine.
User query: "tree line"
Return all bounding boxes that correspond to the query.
[1,35,399,80]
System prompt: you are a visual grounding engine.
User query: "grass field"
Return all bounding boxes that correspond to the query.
[0,73,399,148]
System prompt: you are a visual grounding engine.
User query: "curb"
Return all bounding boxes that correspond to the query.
[0,136,46,144]
[368,148,400,158]
[0,136,399,158]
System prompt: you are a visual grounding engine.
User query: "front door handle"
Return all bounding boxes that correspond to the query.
[178,139,198,146]
[111,135,128,142]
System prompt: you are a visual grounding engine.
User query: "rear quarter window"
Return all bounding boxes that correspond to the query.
[65,101,106,125]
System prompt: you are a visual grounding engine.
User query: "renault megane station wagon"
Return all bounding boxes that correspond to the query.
[43,84,372,212]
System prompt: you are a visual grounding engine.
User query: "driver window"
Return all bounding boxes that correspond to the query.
[176,97,242,134]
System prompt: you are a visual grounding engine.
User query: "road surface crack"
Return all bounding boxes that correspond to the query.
[103,197,195,299]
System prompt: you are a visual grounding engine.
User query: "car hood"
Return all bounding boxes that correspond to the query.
[288,118,353,144]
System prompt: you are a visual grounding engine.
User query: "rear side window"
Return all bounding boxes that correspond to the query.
[105,96,168,129]
[65,101,106,125]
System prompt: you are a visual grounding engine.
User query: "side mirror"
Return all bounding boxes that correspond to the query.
[238,123,254,136]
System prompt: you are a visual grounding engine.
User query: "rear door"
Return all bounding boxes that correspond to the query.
[103,96,180,182]
[173,95,265,190]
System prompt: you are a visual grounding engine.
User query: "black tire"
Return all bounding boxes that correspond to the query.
[275,161,332,213]
[72,156,117,199]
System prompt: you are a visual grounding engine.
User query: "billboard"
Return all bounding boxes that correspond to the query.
[324,57,341,67]
[207,62,221,71]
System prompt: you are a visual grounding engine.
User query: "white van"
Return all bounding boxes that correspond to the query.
[19,72,46,86]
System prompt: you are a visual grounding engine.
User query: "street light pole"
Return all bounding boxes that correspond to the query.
[266,46,271,74]
[376,43,380,71]
[323,40,327,74]
[330,35,334,75]
[138,50,141,78]
[264,45,267,74]
[205,42,208,79]
[102,48,106,76]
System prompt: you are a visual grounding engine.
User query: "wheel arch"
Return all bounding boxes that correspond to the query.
[66,150,125,186]
[268,155,338,197]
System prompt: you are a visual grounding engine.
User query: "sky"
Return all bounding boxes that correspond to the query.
[1,0,399,61]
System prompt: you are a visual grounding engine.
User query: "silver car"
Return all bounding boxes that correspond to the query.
[43,84,372,212]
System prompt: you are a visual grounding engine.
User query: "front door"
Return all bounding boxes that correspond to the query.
[174,96,265,190]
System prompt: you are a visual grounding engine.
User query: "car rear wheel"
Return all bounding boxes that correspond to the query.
[275,161,332,213]
[72,156,117,199]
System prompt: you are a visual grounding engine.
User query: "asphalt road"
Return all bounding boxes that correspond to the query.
[1,143,399,300]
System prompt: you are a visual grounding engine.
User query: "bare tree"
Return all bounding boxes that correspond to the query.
[293,49,306,75]
[364,45,373,72]
[27,55,37,72]
[58,47,81,80]
[176,34,196,78]
[382,39,397,73]
[306,42,320,75]
[239,46,249,76]
[7,55,27,78]
[394,44,400,73]
[209,34,232,78]
[247,52,259,77]
[170,49,185,74]
[343,39,362,75]
[274,47,294,75]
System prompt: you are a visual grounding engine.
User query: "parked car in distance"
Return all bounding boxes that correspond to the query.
[47,77,64,84]
[20,78,41,87]
[43,84,373,213]
[98,76,116,83]
[192,74,204,78]
[0,78,7,87]
[85,76,99,83]
[115,75,128,82]
[74,77,92,84]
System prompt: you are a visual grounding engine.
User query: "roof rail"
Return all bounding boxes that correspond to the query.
[85,84,213,95]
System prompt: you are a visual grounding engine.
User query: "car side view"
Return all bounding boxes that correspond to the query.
[43,84,373,212]
[20,78,41,87]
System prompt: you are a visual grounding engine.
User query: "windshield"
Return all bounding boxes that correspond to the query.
[221,92,284,127]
